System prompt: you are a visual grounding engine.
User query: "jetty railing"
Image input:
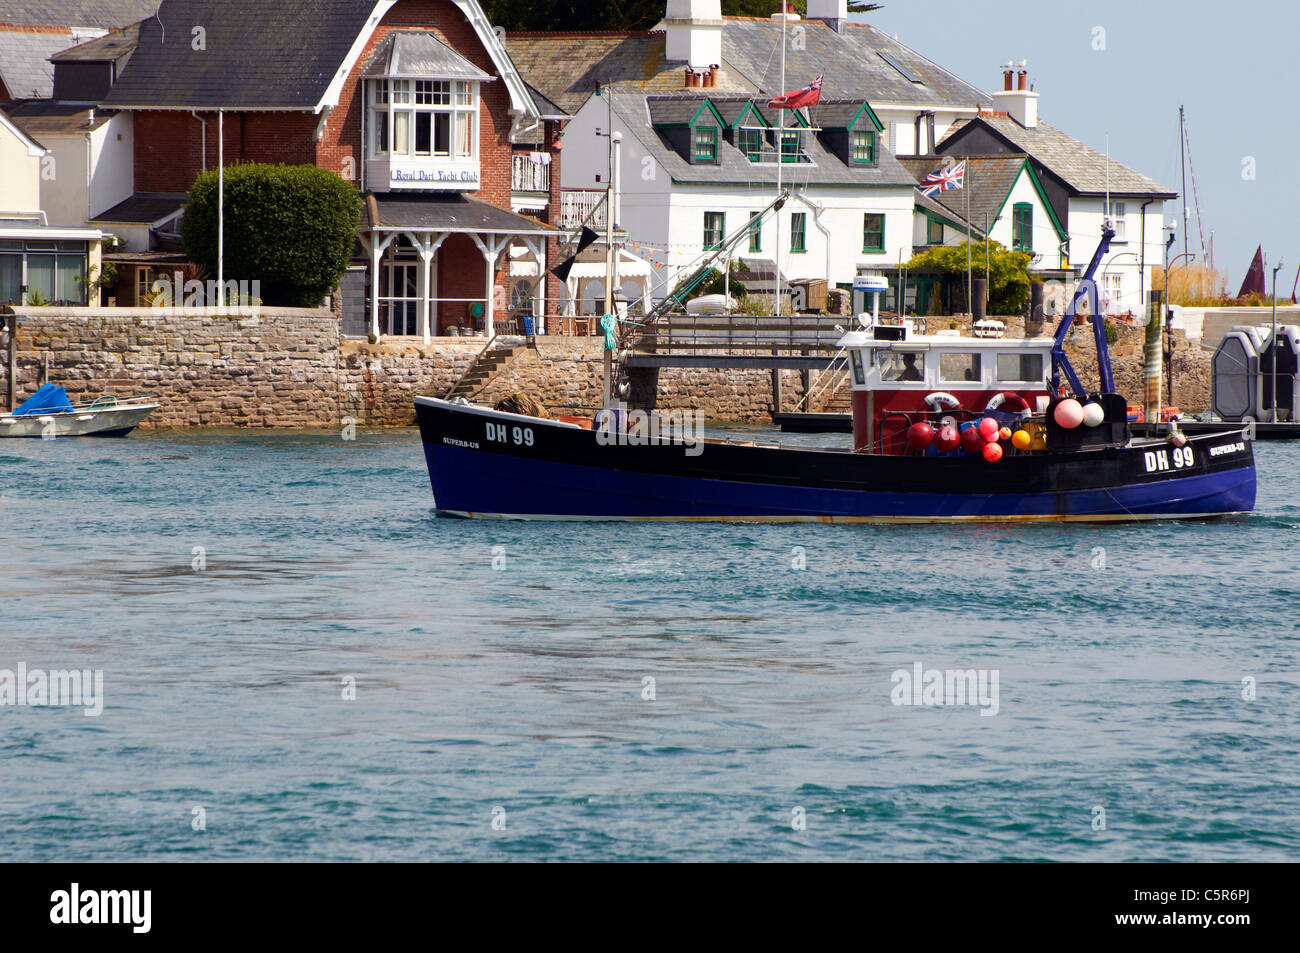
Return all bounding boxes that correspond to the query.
[629,313,847,355]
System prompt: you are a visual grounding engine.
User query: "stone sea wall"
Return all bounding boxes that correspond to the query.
[1,307,1213,428]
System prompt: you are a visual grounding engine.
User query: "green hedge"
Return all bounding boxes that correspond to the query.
[182,163,363,309]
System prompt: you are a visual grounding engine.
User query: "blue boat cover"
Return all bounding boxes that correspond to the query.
[12,383,74,416]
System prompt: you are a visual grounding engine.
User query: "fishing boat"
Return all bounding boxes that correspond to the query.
[414,225,1255,522]
[0,384,158,438]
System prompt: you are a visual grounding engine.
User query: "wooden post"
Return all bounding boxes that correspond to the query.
[771,368,782,414]
[6,314,15,412]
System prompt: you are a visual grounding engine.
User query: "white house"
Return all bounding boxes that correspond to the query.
[507,0,996,306]
[0,106,103,305]
[939,65,1176,317]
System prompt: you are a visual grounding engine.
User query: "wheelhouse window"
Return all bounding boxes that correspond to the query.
[703,211,726,250]
[862,213,885,253]
[1012,202,1033,252]
[996,352,1044,383]
[851,130,876,163]
[940,352,982,383]
[369,78,477,161]
[879,350,925,382]
[694,125,718,163]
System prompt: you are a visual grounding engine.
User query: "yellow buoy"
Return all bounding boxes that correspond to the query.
[1011,429,1032,451]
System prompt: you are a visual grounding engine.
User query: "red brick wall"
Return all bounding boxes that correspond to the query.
[319,0,516,208]
[127,0,564,321]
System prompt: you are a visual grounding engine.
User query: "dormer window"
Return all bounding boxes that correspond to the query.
[781,130,803,163]
[738,127,763,162]
[694,125,718,163]
[852,130,877,164]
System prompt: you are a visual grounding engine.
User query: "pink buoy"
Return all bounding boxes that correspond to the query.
[1054,398,1085,429]
[983,441,1003,462]
[934,425,960,453]
[907,421,935,450]
[1170,431,1187,448]
[978,417,1000,442]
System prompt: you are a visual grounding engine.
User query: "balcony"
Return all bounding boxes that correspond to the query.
[511,154,551,193]
[560,190,607,229]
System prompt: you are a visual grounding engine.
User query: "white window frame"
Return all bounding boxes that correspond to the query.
[368,78,479,163]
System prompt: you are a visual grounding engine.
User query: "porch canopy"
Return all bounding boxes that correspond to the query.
[365,192,557,341]
[562,244,656,317]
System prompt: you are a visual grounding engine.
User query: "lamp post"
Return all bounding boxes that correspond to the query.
[1272,257,1285,422]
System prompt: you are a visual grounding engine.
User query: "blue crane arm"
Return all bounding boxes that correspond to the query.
[1051,226,1116,397]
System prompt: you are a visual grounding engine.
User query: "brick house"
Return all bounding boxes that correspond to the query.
[100,0,566,340]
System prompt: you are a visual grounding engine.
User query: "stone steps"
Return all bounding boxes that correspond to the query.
[446,345,526,400]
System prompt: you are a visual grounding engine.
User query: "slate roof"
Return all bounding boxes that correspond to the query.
[897,154,1029,230]
[0,29,82,98]
[719,19,990,107]
[0,0,158,29]
[507,20,990,119]
[612,90,916,189]
[3,98,114,136]
[524,82,566,119]
[362,30,493,82]
[103,0,377,109]
[912,189,983,237]
[90,192,186,224]
[368,192,557,234]
[504,32,755,115]
[646,97,715,127]
[49,20,141,63]
[941,115,1175,198]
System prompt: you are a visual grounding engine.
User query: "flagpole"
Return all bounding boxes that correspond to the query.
[965,154,972,318]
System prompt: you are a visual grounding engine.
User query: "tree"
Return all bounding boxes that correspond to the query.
[479,1,881,32]
[182,164,363,309]
[905,240,1033,315]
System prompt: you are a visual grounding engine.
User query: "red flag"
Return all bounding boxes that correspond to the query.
[1236,245,1265,298]
[768,74,823,110]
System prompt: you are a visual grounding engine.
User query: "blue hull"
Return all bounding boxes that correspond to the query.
[416,398,1257,523]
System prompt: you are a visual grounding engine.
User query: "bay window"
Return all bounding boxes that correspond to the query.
[369,78,477,162]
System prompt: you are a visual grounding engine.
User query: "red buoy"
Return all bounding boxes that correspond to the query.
[959,426,985,455]
[978,417,1000,442]
[906,421,935,451]
[983,441,1004,462]
[934,425,960,453]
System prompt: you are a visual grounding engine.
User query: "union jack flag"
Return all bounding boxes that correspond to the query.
[920,159,966,198]
[768,74,823,110]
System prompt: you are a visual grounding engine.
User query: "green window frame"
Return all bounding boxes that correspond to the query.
[926,217,943,245]
[748,211,762,253]
[790,212,807,253]
[693,124,718,163]
[862,213,885,253]
[1012,202,1033,252]
[780,130,802,163]
[703,211,726,250]
[738,128,762,162]
[851,129,876,164]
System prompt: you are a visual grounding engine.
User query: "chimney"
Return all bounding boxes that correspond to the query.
[806,0,847,31]
[771,1,800,21]
[708,64,719,87]
[664,0,723,70]
[991,59,1038,128]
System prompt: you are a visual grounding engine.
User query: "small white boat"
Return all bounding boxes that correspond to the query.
[0,385,158,438]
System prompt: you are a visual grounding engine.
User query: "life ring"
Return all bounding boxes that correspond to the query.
[924,392,962,411]
[985,392,1032,418]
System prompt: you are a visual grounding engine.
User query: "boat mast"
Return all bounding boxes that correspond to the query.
[1179,105,1188,263]
[775,4,785,320]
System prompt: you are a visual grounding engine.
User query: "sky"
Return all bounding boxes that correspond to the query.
[855,0,1298,293]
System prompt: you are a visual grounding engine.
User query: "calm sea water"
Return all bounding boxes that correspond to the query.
[1,424,1298,862]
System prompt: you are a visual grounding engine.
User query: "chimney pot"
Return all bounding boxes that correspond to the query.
[1018,69,1028,91]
